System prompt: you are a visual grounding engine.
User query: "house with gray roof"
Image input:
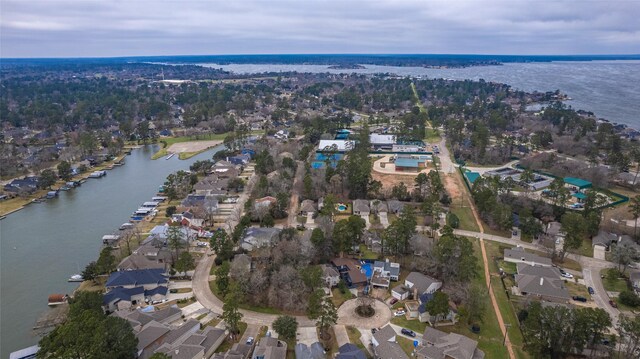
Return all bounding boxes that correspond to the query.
[212,343,253,359]
[135,321,170,358]
[295,342,326,359]
[592,231,617,251]
[336,343,367,359]
[153,320,226,359]
[504,247,552,267]
[322,264,340,288]
[370,200,388,214]
[515,264,570,303]
[418,327,484,359]
[400,272,442,298]
[387,200,405,214]
[252,336,287,359]
[299,200,317,215]
[353,199,370,216]
[241,227,282,251]
[118,243,173,272]
[373,259,400,281]
[371,325,396,347]
[374,341,409,359]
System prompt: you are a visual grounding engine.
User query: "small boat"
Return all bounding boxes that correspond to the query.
[0,215,6,220]
[119,222,135,230]
[60,186,70,191]
[68,274,83,282]
[48,294,69,306]
[166,153,175,160]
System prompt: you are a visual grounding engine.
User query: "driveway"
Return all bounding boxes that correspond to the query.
[169,281,193,289]
[333,325,350,347]
[360,214,371,229]
[379,212,390,228]
[241,324,261,345]
[297,326,319,346]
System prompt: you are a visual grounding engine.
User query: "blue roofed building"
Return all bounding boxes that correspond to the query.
[103,286,145,311]
[336,343,366,359]
[106,268,168,290]
[464,171,481,185]
[564,177,592,190]
[395,155,427,172]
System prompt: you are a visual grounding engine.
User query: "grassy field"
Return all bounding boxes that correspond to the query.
[397,336,417,356]
[210,279,284,314]
[601,269,630,292]
[450,207,481,232]
[425,128,442,143]
[359,244,380,260]
[391,316,427,333]
[568,238,594,258]
[151,133,228,159]
[331,287,354,307]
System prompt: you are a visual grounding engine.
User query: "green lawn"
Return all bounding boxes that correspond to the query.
[567,238,593,258]
[424,128,441,143]
[210,278,283,314]
[450,207,480,232]
[601,269,630,292]
[359,244,380,260]
[391,316,427,333]
[331,288,354,307]
[397,337,417,356]
[565,281,590,298]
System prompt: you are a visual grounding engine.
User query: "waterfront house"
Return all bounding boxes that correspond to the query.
[112,305,183,331]
[229,153,251,166]
[118,243,173,272]
[103,286,146,311]
[106,268,168,291]
[152,319,226,359]
[504,247,552,267]
[418,327,485,359]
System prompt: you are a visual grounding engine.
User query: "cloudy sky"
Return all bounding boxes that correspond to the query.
[1,0,639,58]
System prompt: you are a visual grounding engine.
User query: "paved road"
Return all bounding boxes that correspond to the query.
[287,160,305,226]
[584,268,620,327]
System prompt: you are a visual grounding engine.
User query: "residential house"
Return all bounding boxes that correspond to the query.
[364,231,382,253]
[241,227,281,251]
[371,325,396,347]
[105,268,168,291]
[387,200,405,214]
[415,294,458,325]
[299,200,317,216]
[336,343,367,359]
[294,342,326,359]
[254,196,277,211]
[370,200,388,214]
[545,221,565,248]
[117,243,173,272]
[212,343,253,359]
[229,153,251,166]
[373,259,400,281]
[398,272,442,300]
[374,342,409,359]
[592,231,617,252]
[418,327,485,359]
[112,305,182,331]
[232,253,252,272]
[252,336,287,359]
[504,247,552,267]
[103,287,146,311]
[332,258,367,290]
[147,225,198,245]
[353,199,370,216]
[153,319,226,359]
[322,264,340,288]
[515,264,570,303]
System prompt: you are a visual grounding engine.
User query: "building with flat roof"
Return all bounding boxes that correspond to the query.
[564,177,592,189]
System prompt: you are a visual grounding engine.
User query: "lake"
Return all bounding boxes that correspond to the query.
[199,60,640,129]
[0,145,221,358]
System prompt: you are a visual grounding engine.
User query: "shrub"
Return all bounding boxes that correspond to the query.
[619,290,640,307]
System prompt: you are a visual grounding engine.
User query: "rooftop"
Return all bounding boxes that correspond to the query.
[564,177,592,189]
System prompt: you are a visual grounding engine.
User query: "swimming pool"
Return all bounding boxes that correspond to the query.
[336,203,347,212]
[361,263,373,279]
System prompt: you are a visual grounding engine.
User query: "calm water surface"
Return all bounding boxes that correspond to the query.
[0,145,221,358]
[200,61,640,128]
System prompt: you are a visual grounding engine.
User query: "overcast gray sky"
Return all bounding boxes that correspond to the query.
[1,0,639,58]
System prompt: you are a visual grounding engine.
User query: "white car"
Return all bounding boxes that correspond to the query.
[559,270,573,279]
[394,310,406,317]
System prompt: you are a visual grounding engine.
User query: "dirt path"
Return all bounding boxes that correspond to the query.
[167,140,223,154]
[463,176,517,359]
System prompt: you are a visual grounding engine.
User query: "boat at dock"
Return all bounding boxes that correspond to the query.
[119,222,135,230]
[47,294,69,306]
[166,153,175,160]
[67,274,83,282]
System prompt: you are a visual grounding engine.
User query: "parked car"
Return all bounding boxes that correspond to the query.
[588,287,595,295]
[609,300,618,308]
[246,337,254,345]
[390,298,398,305]
[572,296,587,302]
[560,270,573,279]
[394,309,406,317]
[401,328,416,337]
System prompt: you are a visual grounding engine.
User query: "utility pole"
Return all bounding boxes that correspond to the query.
[503,323,511,346]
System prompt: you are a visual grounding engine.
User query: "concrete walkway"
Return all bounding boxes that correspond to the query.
[333,325,350,347]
